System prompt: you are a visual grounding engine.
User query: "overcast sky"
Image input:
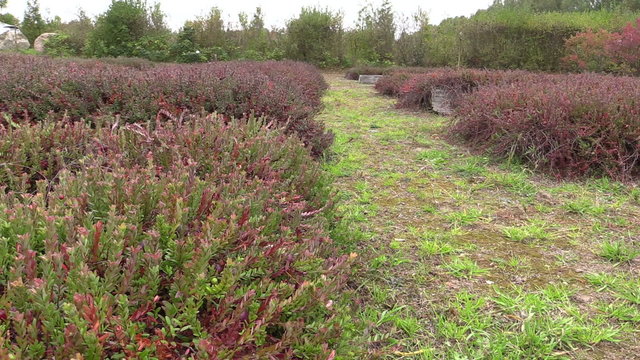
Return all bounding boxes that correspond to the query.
[4,0,494,30]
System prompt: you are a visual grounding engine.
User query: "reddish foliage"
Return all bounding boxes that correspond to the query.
[392,68,529,111]
[0,116,349,358]
[0,54,332,156]
[607,18,640,74]
[563,18,640,75]
[375,72,414,97]
[562,29,622,73]
[451,73,640,179]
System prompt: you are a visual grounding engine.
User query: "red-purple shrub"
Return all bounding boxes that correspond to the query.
[375,72,414,97]
[0,54,332,156]
[563,18,640,75]
[451,73,640,179]
[561,29,621,73]
[0,115,350,358]
[395,69,530,112]
[607,18,640,75]
[344,66,390,80]
[345,66,433,81]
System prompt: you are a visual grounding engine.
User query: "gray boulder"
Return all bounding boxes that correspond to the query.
[358,75,383,84]
[34,32,58,52]
[0,23,30,51]
[431,88,453,116]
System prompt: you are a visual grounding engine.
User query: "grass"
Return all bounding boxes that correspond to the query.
[317,73,640,358]
[445,208,483,227]
[444,257,488,278]
[564,197,607,216]
[598,240,640,263]
[501,221,553,242]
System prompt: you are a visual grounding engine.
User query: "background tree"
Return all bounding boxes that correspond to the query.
[171,24,206,63]
[490,0,640,11]
[53,9,94,55]
[21,0,47,44]
[232,7,270,59]
[0,0,18,25]
[394,9,429,66]
[186,7,226,49]
[86,0,154,57]
[286,7,344,67]
[345,0,396,65]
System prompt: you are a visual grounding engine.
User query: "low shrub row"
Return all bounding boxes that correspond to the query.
[0,54,332,156]
[378,68,640,179]
[452,73,640,179]
[0,116,350,358]
[344,66,432,81]
[392,68,530,112]
[344,66,391,80]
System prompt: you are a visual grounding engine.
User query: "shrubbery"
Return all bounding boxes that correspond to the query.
[373,68,438,96]
[563,18,640,75]
[374,72,413,96]
[0,54,332,156]
[345,66,433,82]
[378,67,640,178]
[451,73,640,178]
[0,115,350,358]
[391,68,528,111]
[344,66,392,80]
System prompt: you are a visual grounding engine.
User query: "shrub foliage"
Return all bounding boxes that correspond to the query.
[0,54,332,156]
[563,18,640,75]
[451,73,640,178]
[378,67,640,178]
[392,69,528,111]
[0,116,350,358]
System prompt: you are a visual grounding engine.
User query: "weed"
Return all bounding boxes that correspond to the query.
[501,222,552,242]
[446,209,483,227]
[598,240,640,263]
[417,149,451,167]
[564,198,607,216]
[444,257,488,278]
[371,255,389,269]
[420,239,458,256]
[597,301,640,322]
[395,316,422,337]
[587,273,640,305]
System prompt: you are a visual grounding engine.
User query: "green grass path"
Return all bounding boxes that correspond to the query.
[319,74,640,359]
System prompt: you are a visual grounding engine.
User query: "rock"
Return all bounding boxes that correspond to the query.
[431,87,453,115]
[0,23,30,51]
[34,33,58,53]
[573,294,592,304]
[358,75,383,84]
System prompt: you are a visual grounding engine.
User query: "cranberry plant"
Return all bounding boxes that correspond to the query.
[0,54,332,156]
[0,116,350,358]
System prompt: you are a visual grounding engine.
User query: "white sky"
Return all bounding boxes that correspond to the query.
[3,0,494,30]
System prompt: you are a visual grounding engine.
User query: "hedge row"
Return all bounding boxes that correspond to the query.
[0,116,350,358]
[392,68,529,111]
[0,54,332,156]
[344,66,433,81]
[452,73,640,179]
[378,68,640,179]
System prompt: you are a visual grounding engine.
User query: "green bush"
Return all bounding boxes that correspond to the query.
[286,7,344,67]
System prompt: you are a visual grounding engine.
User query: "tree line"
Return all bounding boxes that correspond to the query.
[1,0,639,71]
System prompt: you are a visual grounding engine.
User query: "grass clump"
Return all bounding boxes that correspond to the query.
[598,241,640,263]
[444,257,488,278]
